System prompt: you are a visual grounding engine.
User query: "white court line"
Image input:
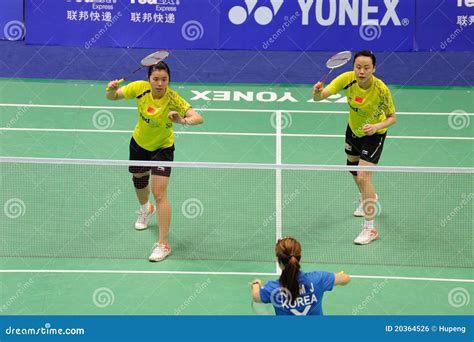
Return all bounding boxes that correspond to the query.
[1,127,472,140]
[1,103,473,115]
[349,275,474,283]
[284,133,474,141]
[0,269,472,283]
[0,269,275,276]
[0,127,272,136]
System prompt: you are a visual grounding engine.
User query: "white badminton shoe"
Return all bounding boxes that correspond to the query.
[135,203,156,230]
[353,227,378,245]
[149,243,171,262]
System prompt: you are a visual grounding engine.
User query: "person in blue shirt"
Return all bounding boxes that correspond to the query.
[251,237,350,315]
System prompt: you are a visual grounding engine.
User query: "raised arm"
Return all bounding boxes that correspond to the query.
[250,279,262,303]
[312,82,332,102]
[105,80,125,101]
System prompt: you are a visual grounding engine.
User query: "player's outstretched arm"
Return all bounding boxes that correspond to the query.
[312,82,331,102]
[334,271,351,286]
[105,80,124,101]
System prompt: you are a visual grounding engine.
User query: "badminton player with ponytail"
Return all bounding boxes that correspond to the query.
[251,237,350,315]
[313,50,397,245]
[106,54,203,262]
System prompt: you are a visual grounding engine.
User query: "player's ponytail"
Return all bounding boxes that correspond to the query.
[276,237,301,302]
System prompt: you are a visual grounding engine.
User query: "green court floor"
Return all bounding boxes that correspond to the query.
[0,78,472,315]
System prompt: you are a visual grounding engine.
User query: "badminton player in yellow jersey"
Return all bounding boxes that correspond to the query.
[106,62,203,261]
[312,51,397,245]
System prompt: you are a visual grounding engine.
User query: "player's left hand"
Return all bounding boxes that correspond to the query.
[168,111,183,124]
[362,124,378,136]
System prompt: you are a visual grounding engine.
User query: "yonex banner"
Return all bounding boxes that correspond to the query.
[0,0,24,41]
[25,0,219,49]
[415,0,474,51]
[219,0,415,51]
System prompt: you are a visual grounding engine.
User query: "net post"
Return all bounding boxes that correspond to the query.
[275,110,282,275]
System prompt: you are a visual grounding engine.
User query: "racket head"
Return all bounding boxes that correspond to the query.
[326,50,352,69]
[251,301,275,315]
[140,50,170,67]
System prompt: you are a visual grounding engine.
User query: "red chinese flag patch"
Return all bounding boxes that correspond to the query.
[355,96,364,103]
[147,107,156,114]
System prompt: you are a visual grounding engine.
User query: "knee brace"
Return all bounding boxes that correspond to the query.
[132,175,150,189]
[347,160,358,177]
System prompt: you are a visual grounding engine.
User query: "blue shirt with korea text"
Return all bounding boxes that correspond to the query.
[259,271,335,315]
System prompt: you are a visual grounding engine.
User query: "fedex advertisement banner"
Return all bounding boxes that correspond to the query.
[415,0,474,51]
[25,0,219,49]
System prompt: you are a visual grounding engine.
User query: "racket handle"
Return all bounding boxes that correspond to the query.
[106,78,124,91]
[320,68,334,84]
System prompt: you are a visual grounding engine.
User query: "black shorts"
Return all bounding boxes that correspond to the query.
[345,125,386,164]
[129,137,174,177]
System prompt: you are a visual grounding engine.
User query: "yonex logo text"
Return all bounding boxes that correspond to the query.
[229,0,404,26]
[229,0,284,26]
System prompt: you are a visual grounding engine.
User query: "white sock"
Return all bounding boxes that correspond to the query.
[140,201,150,212]
[364,220,374,229]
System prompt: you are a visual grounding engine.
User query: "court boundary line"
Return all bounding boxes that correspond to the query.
[0,270,472,283]
[1,127,472,141]
[1,103,473,115]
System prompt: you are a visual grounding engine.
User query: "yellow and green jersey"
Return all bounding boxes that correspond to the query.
[121,81,191,151]
[326,71,395,137]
